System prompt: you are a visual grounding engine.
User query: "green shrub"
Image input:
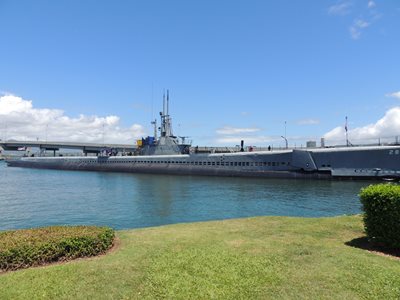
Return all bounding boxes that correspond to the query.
[360,184,400,248]
[0,226,114,271]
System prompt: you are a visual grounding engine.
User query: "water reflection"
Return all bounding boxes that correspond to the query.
[0,161,372,230]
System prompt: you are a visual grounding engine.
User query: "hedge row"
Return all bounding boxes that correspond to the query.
[360,184,400,248]
[0,226,114,271]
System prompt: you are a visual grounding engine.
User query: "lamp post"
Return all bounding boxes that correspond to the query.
[281,121,288,149]
[281,136,288,149]
[284,121,287,141]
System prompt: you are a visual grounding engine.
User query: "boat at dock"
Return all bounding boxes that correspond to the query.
[5,92,400,181]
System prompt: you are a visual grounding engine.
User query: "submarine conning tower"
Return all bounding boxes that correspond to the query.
[137,90,191,156]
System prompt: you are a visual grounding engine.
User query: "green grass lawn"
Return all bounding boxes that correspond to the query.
[1,215,399,299]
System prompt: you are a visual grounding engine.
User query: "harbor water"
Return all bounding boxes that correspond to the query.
[0,161,372,231]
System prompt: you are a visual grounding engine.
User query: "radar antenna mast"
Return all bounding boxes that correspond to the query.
[151,119,157,140]
[160,89,173,137]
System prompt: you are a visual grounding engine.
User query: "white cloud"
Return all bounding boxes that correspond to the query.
[215,136,279,145]
[349,18,370,39]
[297,119,320,125]
[328,2,352,15]
[0,94,146,143]
[355,19,369,28]
[216,126,261,135]
[349,26,361,39]
[368,1,376,8]
[329,1,380,40]
[323,107,400,144]
[386,91,400,99]
[215,126,276,146]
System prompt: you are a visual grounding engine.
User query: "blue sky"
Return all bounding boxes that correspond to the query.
[1,0,400,147]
